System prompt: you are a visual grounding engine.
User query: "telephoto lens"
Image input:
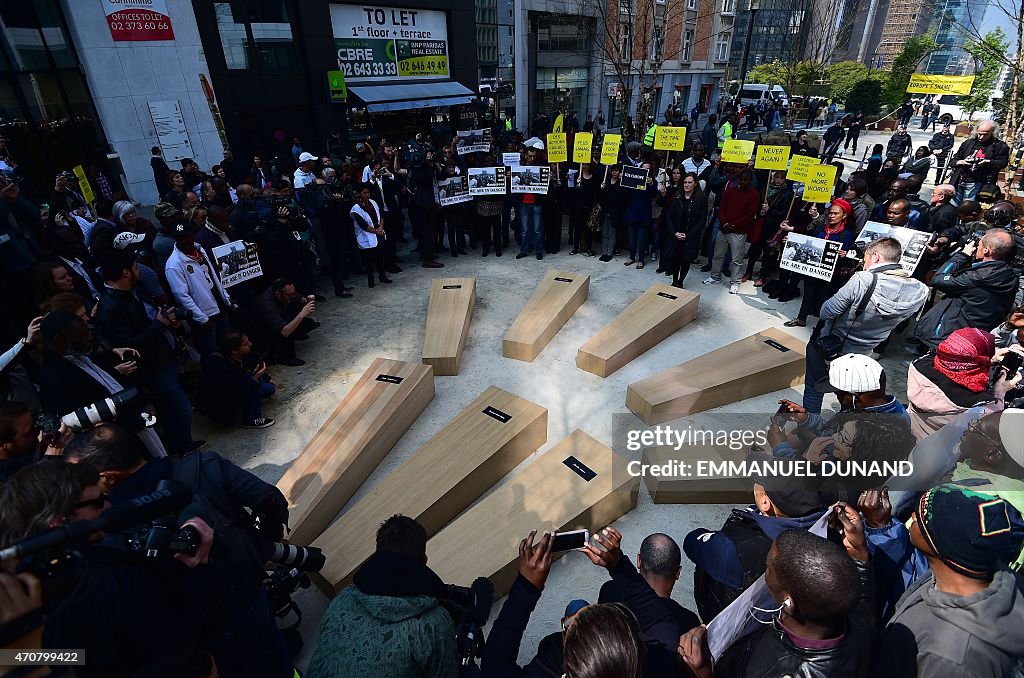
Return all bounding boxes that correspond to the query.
[268,543,326,572]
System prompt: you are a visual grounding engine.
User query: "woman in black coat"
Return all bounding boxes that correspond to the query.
[655,166,684,273]
[662,172,707,288]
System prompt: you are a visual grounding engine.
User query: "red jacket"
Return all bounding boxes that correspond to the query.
[718,184,761,235]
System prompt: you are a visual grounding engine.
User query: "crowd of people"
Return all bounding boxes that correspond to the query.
[0,99,1023,677]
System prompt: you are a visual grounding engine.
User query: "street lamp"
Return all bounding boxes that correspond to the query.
[736,0,761,103]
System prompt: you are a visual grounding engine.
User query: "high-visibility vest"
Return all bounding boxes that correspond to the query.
[644,124,658,146]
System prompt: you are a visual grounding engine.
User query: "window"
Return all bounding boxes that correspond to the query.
[0,1,74,71]
[619,23,631,60]
[534,14,591,52]
[688,0,697,9]
[681,29,693,61]
[214,1,296,71]
[721,0,736,13]
[619,0,632,14]
[715,33,730,61]
[651,26,663,61]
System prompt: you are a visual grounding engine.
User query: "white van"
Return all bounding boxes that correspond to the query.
[930,94,992,124]
[737,84,789,107]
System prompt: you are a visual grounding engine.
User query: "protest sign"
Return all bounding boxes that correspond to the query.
[653,126,686,151]
[509,166,550,194]
[802,164,837,203]
[754,145,790,170]
[456,128,491,155]
[212,241,263,287]
[600,134,622,165]
[546,133,568,163]
[720,139,755,164]
[620,165,649,190]
[779,233,842,281]
[467,167,507,195]
[573,132,593,163]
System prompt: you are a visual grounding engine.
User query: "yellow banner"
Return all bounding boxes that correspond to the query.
[720,139,755,164]
[72,165,96,205]
[754,145,791,170]
[803,165,837,203]
[547,133,568,163]
[552,114,564,133]
[787,154,819,183]
[654,126,686,151]
[906,74,975,95]
[573,132,593,163]
[600,134,622,165]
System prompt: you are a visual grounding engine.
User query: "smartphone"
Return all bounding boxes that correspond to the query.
[551,529,589,552]
[1003,351,1024,379]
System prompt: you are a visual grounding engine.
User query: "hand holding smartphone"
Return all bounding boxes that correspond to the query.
[551,529,590,552]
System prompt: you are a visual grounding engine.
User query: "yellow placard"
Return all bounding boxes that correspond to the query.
[720,139,755,164]
[906,74,975,95]
[802,165,837,203]
[72,165,96,205]
[754,145,791,170]
[600,134,622,165]
[547,133,568,163]
[787,154,819,183]
[552,113,564,133]
[573,132,593,163]
[654,126,686,151]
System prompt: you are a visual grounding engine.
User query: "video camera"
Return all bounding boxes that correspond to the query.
[36,387,154,435]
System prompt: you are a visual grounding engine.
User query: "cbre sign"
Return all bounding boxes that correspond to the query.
[102,0,174,41]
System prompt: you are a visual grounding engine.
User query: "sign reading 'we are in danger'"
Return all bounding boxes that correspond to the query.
[103,0,175,41]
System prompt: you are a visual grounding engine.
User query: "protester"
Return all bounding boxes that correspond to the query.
[949,120,1010,205]
[198,330,276,429]
[704,168,759,294]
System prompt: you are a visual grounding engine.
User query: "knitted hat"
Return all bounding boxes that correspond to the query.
[934,328,995,393]
[998,408,1024,468]
[915,484,1024,579]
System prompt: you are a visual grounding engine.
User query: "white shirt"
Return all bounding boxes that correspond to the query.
[683,158,711,176]
[293,168,316,189]
[351,200,382,249]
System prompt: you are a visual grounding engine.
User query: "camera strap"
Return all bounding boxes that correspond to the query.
[819,271,880,353]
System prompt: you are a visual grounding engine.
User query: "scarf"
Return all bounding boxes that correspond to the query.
[934,328,995,393]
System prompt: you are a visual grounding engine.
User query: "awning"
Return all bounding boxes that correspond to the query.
[348,81,475,113]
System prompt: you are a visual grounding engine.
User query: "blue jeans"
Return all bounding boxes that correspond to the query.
[144,361,194,454]
[243,381,276,422]
[952,181,979,207]
[627,221,649,262]
[801,340,829,414]
[519,203,543,255]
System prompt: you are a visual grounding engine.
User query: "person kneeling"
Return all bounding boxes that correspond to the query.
[198,330,276,429]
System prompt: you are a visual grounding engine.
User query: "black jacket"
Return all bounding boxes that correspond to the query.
[197,352,264,426]
[912,252,1019,350]
[39,350,122,415]
[928,202,957,237]
[662,191,707,261]
[928,131,954,158]
[949,136,1010,186]
[886,133,912,160]
[713,558,876,678]
[94,286,175,368]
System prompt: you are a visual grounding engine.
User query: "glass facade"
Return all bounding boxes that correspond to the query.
[535,67,590,122]
[0,1,106,199]
[728,0,811,76]
[923,0,987,75]
[213,0,297,71]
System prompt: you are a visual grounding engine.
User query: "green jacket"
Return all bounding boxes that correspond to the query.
[307,586,457,678]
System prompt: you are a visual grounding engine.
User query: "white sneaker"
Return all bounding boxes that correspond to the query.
[729,283,740,294]
[702,276,717,285]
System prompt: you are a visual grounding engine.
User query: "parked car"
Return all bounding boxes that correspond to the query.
[737,83,789,108]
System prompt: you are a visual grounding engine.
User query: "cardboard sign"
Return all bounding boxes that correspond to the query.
[778,233,841,281]
[456,129,491,155]
[502,152,521,168]
[654,126,686,151]
[573,132,593,163]
[620,165,649,190]
[211,241,263,287]
[802,164,837,203]
[547,133,568,163]
[754,145,791,170]
[600,134,622,165]
[787,154,819,182]
[855,221,931,274]
[72,165,96,205]
[510,166,550,194]
[468,167,507,195]
[720,139,755,164]
[438,175,472,205]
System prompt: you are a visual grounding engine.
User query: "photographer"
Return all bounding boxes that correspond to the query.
[62,424,293,678]
[307,515,457,678]
[95,249,199,456]
[406,145,445,268]
[315,168,356,299]
[0,400,69,482]
[254,277,318,367]
[367,157,404,273]
[0,460,205,676]
[911,229,1018,352]
[38,311,167,457]
[949,120,1009,205]
[197,330,276,429]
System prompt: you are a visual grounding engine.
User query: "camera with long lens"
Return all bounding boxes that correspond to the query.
[59,387,154,433]
[267,542,326,571]
[161,303,194,323]
[262,544,325,655]
[445,577,495,673]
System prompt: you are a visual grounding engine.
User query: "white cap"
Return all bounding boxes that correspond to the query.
[999,409,1024,467]
[113,232,146,250]
[820,353,884,393]
[298,152,318,163]
[523,137,545,150]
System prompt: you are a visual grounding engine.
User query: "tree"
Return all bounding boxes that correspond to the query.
[959,28,1010,122]
[827,61,868,104]
[882,35,937,110]
[847,79,885,116]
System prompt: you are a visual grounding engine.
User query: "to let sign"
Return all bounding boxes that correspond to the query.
[102,0,174,41]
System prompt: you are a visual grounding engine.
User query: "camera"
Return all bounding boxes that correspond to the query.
[60,387,149,433]
[445,577,494,673]
[126,522,199,561]
[161,304,194,323]
[266,542,326,571]
[0,169,21,187]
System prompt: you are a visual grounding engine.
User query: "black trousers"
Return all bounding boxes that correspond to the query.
[359,245,386,284]
[479,213,502,254]
[410,204,438,261]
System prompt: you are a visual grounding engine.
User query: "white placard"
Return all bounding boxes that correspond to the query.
[778,233,842,281]
[438,175,471,205]
[854,221,930,273]
[148,100,194,163]
[468,167,507,195]
[509,166,550,194]
[211,240,263,288]
[502,152,521,168]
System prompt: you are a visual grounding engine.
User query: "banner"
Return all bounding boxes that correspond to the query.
[102,0,174,41]
[620,165,649,190]
[438,175,472,205]
[331,5,449,82]
[779,233,841,281]
[600,134,622,165]
[787,154,819,182]
[721,139,755,164]
[547,133,568,163]
[802,165,837,203]
[855,221,930,274]
[510,166,550,194]
[502,152,521,168]
[906,74,975,95]
[456,129,491,155]
[573,132,594,163]
[754,145,791,170]
[468,167,507,195]
[211,241,263,288]
[654,126,686,151]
